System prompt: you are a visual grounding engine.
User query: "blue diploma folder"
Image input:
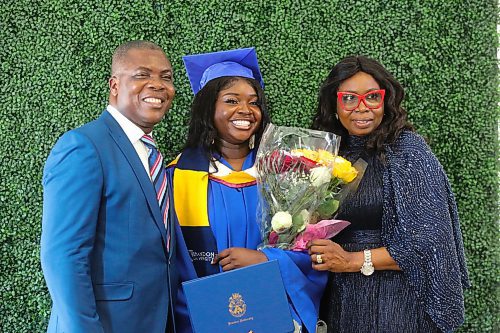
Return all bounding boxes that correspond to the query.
[182,260,294,333]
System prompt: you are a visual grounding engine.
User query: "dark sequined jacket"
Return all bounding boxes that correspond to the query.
[382,131,470,332]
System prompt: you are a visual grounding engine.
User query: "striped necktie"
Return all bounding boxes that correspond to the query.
[140,135,170,245]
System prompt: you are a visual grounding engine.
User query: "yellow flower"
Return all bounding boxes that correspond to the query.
[292,149,337,166]
[332,156,358,183]
[317,149,336,165]
[292,149,358,182]
[291,148,318,161]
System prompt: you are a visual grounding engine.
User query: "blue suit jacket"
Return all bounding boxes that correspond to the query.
[41,111,177,333]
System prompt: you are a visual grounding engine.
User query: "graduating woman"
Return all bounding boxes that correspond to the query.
[168,48,326,333]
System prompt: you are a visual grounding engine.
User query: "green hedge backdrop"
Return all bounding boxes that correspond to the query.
[0,0,498,332]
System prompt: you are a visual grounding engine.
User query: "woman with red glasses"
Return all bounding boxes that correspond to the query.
[309,56,469,332]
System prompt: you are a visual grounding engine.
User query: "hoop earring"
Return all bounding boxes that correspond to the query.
[335,113,339,120]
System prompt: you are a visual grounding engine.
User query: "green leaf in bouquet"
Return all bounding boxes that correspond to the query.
[278,230,296,245]
[316,199,339,219]
[292,209,308,233]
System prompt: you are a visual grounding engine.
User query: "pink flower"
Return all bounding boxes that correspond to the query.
[291,219,351,251]
[292,237,309,250]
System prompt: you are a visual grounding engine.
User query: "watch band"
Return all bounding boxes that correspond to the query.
[360,249,374,276]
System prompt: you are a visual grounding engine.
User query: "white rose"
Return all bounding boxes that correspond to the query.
[271,211,293,233]
[309,166,332,187]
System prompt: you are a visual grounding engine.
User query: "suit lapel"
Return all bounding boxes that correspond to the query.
[99,111,168,248]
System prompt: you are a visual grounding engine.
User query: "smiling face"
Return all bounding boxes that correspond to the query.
[336,71,384,136]
[213,78,262,146]
[109,48,175,133]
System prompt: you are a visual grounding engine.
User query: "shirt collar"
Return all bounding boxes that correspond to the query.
[106,105,153,143]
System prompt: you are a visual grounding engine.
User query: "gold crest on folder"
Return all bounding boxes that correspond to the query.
[228,293,247,317]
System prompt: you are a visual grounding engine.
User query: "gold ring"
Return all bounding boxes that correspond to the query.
[316,254,323,264]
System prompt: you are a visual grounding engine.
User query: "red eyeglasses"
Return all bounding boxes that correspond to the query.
[337,89,385,111]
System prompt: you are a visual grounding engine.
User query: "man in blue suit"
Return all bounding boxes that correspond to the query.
[41,40,177,333]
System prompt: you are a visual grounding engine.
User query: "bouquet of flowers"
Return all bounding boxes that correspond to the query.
[255,124,364,251]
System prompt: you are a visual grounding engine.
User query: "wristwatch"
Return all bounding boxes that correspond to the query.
[360,249,374,276]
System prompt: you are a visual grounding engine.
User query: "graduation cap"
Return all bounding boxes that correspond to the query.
[183,47,264,95]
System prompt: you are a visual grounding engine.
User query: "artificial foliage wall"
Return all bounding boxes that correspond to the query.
[0,0,497,332]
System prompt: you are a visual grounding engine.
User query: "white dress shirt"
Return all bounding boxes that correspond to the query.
[106,105,152,179]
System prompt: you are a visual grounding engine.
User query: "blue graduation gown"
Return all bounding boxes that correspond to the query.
[167,148,327,333]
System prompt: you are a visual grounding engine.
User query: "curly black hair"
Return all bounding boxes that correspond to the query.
[312,55,413,157]
[185,76,270,159]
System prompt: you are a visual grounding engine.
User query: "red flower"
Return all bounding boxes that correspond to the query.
[259,151,320,174]
[268,231,279,245]
[298,156,318,170]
